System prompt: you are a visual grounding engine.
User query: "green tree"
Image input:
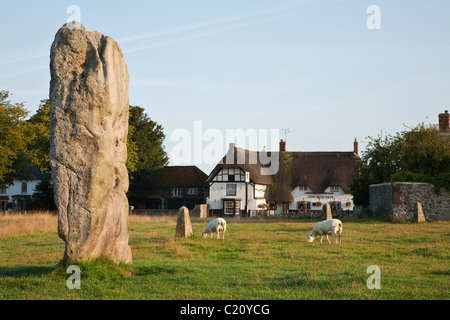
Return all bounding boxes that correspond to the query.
[351,123,450,206]
[395,123,449,176]
[0,91,35,187]
[127,106,169,207]
[28,99,51,172]
[129,106,169,173]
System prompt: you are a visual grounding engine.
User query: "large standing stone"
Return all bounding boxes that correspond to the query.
[49,22,132,264]
[175,206,193,238]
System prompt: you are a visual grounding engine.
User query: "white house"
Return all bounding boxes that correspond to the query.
[206,140,360,217]
[0,166,49,212]
[206,145,272,217]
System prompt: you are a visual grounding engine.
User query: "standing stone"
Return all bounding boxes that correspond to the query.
[323,203,333,220]
[414,202,426,223]
[49,22,132,264]
[175,206,193,238]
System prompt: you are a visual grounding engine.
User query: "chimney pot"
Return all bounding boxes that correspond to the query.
[353,138,359,156]
[439,110,450,132]
[279,139,286,152]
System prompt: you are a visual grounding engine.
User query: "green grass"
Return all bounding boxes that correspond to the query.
[0,216,449,300]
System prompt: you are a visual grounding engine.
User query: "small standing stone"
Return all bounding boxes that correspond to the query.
[175,206,193,238]
[323,203,333,220]
[414,202,426,223]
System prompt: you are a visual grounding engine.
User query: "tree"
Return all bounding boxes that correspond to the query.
[28,178,57,211]
[27,99,51,172]
[351,123,450,206]
[127,106,169,207]
[0,91,35,187]
[128,106,169,173]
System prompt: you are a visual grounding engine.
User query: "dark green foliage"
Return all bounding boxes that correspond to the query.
[351,123,450,205]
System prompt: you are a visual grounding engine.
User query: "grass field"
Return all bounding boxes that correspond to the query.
[0,212,448,300]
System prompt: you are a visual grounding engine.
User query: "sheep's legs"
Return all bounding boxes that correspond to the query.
[333,231,341,243]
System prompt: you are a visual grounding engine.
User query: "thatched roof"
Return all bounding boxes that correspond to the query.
[149,166,208,188]
[265,151,359,202]
[206,147,272,185]
[207,146,360,203]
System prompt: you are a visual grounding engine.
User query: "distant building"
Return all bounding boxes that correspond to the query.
[131,166,209,210]
[206,140,360,217]
[0,166,49,212]
[207,146,272,216]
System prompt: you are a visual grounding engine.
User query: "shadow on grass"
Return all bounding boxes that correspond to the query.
[0,265,56,278]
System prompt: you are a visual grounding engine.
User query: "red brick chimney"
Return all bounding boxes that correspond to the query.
[279,139,286,152]
[439,110,449,132]
[353,138,359,156]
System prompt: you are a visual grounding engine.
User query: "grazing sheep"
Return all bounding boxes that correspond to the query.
[307,219,342,243]
[202,218,227,239]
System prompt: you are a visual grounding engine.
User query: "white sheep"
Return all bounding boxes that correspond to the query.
[202,218,227,239]
[307,219,342,243]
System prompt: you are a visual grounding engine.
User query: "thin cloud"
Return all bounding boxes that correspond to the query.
[122,0,343,53]
[0,52,48,66]
[117,1,312,45]
[0,65,47,81]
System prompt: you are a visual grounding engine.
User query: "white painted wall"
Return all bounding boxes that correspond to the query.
[207,182,267,212]
[2,180,40,200]
[289,186,354,211]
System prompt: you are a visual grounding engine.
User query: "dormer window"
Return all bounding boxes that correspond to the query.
[330,186,340,193]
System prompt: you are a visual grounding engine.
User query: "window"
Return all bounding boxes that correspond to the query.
[188,188,198,195]
[172,188,182,197]
[213,168,245,182]
[235,201,241,214]
[298,186,308,191]
[298,201,311,210]
[330,186,340,193]
[21,182,27,194]
[224,201,234,215]
[226,184,236,196]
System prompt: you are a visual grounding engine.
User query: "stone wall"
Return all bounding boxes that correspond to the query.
[370,182,449,221]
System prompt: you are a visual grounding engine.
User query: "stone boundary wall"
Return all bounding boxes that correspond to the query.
[131,204,208,218]
[370,182,449,221]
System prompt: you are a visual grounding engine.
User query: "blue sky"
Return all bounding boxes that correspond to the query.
[1,0,449,175]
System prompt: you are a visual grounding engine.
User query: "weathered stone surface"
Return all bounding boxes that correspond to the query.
[414,202,425,223]
[323,203,332,220]
[370,182,450,222]
[49,22,132,263]
[175,206,193,238]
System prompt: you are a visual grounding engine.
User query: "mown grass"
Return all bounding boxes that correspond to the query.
[0,213,448,300]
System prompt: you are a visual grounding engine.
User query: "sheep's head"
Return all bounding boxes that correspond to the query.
[201,232,207,238]
[306,234,314,243]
